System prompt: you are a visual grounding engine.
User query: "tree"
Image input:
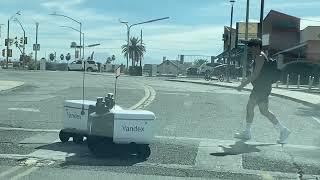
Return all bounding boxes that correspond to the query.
[121,37,146,67]
[194,59,207,68]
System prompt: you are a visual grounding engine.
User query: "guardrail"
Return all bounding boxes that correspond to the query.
[283,74,320,92]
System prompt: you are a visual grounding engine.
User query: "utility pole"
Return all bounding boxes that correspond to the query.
[22,29,25,67]
[140,29,143,67]
[6,19,9,69]
[35,22,39,69]
[242,0,249,80]
[227,0,235,82]
[259,0,264,39]
[82,33,84,59]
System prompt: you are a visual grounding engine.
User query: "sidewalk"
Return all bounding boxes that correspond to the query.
[167,78,320,107]
[0,80,24,92]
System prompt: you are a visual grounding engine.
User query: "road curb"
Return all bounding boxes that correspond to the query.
[166,79,318,108]
[0,81,25,94]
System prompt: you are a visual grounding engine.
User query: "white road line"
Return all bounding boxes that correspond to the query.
[312,116,320,125]
[10,167,39,180]
[129,84,156,110]
[8,108,40,112]
[129,85,151,110]
[154,135,320,150]
[140,85,156,109]
[0,126,59,133]
[0,166,24,179]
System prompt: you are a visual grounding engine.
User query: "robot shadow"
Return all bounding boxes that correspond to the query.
[36,140,147,167]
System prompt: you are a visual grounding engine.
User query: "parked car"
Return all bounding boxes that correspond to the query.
[280,61,320,85]
[68,60,98,72]
[186,67,199,75]
[198,62,222,74]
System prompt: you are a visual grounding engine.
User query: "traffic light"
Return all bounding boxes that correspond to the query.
[2,49,5,57]
[7,49,12,57]
[66,53,71,61]
[24,37,27,44]
[20,37,23,44]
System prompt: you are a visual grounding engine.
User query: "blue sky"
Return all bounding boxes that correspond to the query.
[0,0,320,64]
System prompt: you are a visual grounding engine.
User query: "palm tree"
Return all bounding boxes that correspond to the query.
[121,37,146,67]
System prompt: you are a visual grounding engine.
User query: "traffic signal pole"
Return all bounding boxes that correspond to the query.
[35,22,39,68]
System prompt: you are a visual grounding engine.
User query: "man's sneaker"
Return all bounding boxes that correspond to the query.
[277,128,291,144]
[234,131,251,140]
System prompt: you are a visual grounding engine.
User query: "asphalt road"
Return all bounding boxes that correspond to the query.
[0,71,319,180]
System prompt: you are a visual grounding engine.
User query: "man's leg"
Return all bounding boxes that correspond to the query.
[234,96,257,140]
[246,96,256,124]
[258,101,291,143]
[257,101,278,125]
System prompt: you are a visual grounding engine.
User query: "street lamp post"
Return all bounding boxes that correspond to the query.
[227,0,235,82]
[59,26,85,60]
[35,22,39,68]
[49,13,82,60]
[242,0,249,80]
[119,17,170,70]
[14,18,26,67]
[6,11,20,69]
[259,0,264,39]
[6,19,9,69]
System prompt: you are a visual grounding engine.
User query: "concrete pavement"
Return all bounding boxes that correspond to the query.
[167,78,320,107]
[164,77,320,178]
[0,71,319,179]
[0,80,24,93]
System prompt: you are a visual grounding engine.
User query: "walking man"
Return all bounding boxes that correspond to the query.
[235,38,290,144]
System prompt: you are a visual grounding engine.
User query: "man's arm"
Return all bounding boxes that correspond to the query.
[238,55,265,89]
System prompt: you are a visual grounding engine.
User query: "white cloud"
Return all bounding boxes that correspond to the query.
[140,25,224,60]
[300,17,320,30]
[266,1,320,9]
[40,0,115,22]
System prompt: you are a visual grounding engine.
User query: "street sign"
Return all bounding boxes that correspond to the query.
[33,44,40,51]
[115,66,121,78]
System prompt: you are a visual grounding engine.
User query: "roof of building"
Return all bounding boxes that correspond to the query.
[301,26,320,31]
[158,60,193,70]
[264,10,300,21]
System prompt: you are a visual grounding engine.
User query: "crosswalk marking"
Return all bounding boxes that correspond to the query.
[312,116,320,125]
[8,108,40,112]
[195,139,243,171]
[0,132,317,180]
[0,166,24,179]
[11,167,39,180]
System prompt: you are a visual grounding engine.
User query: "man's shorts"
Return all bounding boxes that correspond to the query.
[250,83,272,103]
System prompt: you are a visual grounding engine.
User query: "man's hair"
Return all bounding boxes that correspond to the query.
[247,38,262,49]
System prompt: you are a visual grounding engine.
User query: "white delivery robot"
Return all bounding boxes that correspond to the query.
[60,93,155,159]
